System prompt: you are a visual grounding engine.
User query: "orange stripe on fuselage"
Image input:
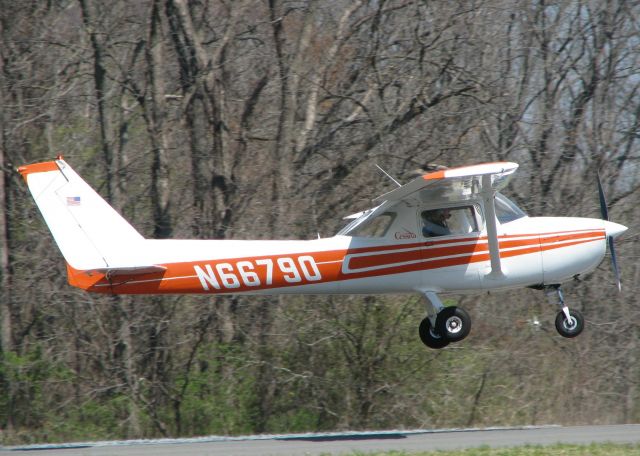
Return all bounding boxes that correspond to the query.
[65,229,605,294]
[347,243,482,271]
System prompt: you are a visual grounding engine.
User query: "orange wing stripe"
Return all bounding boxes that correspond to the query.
[423,170,446,180]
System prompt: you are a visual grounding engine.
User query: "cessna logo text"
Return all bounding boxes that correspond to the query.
[394,229,417,239]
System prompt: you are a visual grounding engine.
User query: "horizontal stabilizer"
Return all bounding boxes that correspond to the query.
[96,265,167,278]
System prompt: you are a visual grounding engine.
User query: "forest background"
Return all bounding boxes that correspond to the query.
[1,0,640,445]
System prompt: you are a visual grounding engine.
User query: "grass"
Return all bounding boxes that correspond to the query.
[343,443,640,456]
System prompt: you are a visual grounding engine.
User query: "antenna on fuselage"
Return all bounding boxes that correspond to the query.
[375,164,402,187]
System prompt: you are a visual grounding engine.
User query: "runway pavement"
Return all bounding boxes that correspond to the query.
[4,424,640,455]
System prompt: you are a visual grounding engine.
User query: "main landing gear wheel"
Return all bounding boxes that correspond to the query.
[435,306,472,343]
[419,317,449,349]
[555,308,584,338]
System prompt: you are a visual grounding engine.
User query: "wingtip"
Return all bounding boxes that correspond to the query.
[423,170,446,180]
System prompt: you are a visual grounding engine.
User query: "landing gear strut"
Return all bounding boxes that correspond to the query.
[418,292,472,349]
[545,285,584,338]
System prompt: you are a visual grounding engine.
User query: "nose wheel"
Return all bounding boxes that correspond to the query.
[546,285,585,338]
[555,308,584,338]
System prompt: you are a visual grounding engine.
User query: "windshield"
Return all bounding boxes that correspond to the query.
[338,210,396,237]
[495,193,526,223]
[337,206,378,236]
[350,212,396,237]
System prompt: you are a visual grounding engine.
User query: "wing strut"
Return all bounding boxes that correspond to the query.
[482,174,505,279]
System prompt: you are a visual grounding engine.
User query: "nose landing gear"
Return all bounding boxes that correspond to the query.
[419,291,472,349]
[546,285,584,338]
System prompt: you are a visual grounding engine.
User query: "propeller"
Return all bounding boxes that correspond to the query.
[597,171,623,291]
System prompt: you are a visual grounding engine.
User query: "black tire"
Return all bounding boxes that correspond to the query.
[435,306,472,343]
[555,309,584,338]
[419,317,449,349]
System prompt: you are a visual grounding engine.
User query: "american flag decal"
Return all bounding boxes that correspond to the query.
[66,196,81,206]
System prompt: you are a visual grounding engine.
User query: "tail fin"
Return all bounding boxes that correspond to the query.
[18,157,145,271]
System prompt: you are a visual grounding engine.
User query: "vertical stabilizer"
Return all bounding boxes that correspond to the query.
[18,158,145,270]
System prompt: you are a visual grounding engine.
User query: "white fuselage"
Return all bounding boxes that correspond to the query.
[70,215,610,296]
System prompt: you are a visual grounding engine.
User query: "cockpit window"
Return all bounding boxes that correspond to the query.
[348,212,396,237]
[495,193,526,224]
[422,206,478,237]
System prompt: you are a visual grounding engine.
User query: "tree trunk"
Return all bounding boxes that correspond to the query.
[0,42,14,432]
[147,0,172,238]
[78,0,119,204]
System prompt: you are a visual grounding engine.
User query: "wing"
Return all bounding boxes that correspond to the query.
[373,162,518,205]
[373,162,519,278]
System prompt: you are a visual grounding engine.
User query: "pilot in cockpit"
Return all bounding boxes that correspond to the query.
[422,208,452,237]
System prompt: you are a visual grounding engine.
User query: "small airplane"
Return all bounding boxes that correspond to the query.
[18,157,627,349]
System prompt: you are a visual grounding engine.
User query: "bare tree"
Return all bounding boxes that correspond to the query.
[2,0,640,442]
